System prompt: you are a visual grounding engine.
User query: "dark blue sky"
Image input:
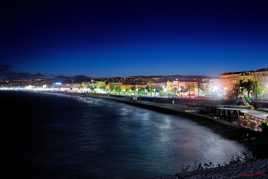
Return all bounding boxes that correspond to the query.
[1,0,267,76]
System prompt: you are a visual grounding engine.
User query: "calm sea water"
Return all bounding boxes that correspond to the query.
[1,92,249,179]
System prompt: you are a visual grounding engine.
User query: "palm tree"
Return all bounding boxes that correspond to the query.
[239,80,254,98]
[239,79,264,100]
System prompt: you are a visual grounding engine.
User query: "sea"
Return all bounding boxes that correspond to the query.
[0,91,253,179]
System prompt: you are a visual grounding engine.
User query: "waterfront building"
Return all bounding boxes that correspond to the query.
[174,81,198,98]
[264,76,268,100]
[170,77,212,98]
[67,83,81,92]
[219,68,268,100]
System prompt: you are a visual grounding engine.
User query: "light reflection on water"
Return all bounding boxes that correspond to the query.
[32,95,249,179]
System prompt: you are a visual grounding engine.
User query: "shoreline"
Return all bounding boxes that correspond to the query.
[61,92,266,146]
[84,93,250,131]
[1,90,267,178]
[81,94,268,178]
[57,92,268,178]
[0,90,264,136]
[1,90,258,134]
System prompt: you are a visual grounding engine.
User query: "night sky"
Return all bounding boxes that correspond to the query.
[1,0,268,76]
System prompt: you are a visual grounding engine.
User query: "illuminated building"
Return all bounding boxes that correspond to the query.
[219,68,268,100]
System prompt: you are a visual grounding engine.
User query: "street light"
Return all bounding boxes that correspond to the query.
[162,86,167,93]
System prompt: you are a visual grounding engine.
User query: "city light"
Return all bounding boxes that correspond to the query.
[162,86,167,93]
[25,85,34,89]
[0,68,267,100]
[54,82,62,86]
[211,86,219,92]
[95,88,106,94]
[208,80,224,98]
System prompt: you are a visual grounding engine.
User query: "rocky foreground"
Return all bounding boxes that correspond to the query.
[155,159,268,179]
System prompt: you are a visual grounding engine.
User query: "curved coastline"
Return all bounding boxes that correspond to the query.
[74,93,268,178]
[1,91,267,178]
[83,93,252,134]
[39,91,266,152]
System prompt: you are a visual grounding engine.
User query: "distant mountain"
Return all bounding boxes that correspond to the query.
[0,72,48,80]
